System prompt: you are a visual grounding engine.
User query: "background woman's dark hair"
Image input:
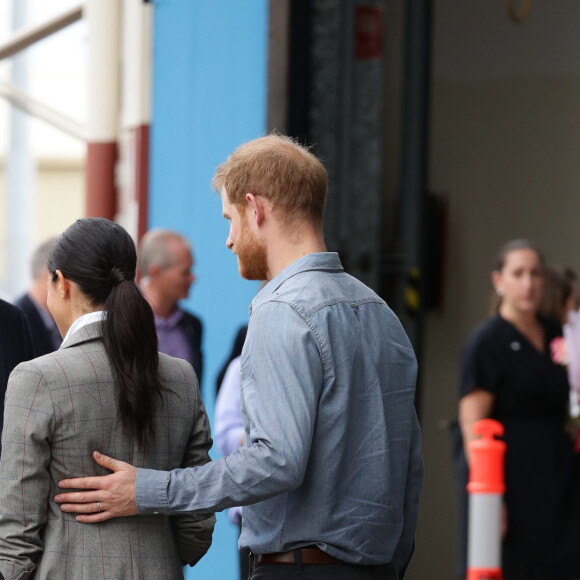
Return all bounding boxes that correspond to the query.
[48,217,164,446]
[489,238,546,314]
[540,265,578,324]
[494,238,545,272]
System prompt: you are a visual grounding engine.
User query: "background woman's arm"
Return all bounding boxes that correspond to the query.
[459,389,494,462]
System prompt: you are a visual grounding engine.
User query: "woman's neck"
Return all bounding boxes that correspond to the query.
[499,304,538,332]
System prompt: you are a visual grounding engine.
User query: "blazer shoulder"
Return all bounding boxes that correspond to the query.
[14,295,42,328]
[0,298,26,322]
[13,348,71,373]
[158,352,197,381]
[0,299,34,362]
[14,293,31,311]
[25,338,105,375]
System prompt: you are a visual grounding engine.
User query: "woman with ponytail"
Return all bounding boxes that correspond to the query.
[0,218,214,579]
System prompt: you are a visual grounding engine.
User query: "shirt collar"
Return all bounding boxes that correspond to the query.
[63,310,106,344]
[154,307,184,330]
[250,252,343,315]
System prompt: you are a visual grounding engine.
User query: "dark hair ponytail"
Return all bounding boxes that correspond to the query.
[48,217,165,446]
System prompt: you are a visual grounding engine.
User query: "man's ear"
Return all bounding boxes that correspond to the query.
[245,193,266,227]
[149,264,162,279]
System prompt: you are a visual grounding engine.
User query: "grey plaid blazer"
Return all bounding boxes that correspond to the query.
[0,321,215,580]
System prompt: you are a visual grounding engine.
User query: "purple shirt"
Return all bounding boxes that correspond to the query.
[154,308,191,362]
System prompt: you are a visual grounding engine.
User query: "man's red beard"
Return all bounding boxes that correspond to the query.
[236,216,269,280]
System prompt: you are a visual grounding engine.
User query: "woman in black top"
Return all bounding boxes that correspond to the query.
[459,239,580,580]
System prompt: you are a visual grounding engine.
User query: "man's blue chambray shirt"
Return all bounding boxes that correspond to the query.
[136,252,423,571]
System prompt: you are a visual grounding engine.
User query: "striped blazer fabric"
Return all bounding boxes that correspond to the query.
[0,321,214,580]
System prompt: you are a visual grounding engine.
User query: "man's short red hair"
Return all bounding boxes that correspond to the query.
[213,134,328,225]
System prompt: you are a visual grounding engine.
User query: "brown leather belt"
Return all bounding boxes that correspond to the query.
[254,547,342,566]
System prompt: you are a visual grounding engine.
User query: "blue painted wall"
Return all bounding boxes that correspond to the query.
[150,1,268,578]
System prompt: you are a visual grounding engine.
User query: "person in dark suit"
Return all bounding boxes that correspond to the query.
[0,298,34,456]
[15,238,61,357]
[139,229,203,383]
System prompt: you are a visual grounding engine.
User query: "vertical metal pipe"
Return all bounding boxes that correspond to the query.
[85,0,120,219]
[337,1,354,249]
[135,1,152,241]
[5,0,35,297]
[135,124,150,241]
[118,0,152,240]
[399,0,432,352]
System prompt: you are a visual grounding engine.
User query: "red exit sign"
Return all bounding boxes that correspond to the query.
[355,6,384,60]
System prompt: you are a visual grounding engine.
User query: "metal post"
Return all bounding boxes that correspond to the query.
[336,1,355,259]
[0,81,85,140]
[5,0,35,298]
[398,0,433,355]
[86,0,120,219]
[0,4,83,62]
[118,0,153,240]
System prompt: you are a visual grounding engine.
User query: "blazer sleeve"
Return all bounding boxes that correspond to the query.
[0,362,54,580]
[170,360,215,567]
